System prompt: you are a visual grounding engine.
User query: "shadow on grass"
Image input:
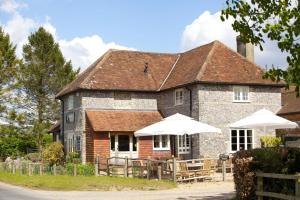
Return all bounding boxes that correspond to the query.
[176,192,235,200]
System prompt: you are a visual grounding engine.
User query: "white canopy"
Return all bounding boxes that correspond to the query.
[229,108,298,130]
[134,113,221,137]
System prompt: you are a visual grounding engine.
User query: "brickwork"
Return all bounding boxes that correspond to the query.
[93,132,110,165]
[138,136,172,158]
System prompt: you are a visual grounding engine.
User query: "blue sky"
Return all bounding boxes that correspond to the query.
[0,0,287,70]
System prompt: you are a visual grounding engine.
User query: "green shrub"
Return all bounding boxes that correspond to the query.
[65,163,95,176]
[233,147,300,199]
[42,142,64,166]
[66,152,81,163]
[25,153,41,162]
[260,136,282,147]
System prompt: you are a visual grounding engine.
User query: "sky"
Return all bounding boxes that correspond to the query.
[0,0,287,71]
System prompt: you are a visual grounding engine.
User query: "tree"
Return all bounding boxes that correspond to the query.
[0,27,19,119]
[221,0,300,92]
[19,27,79,150]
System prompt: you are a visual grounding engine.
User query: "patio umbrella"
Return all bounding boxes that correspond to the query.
[229,108,298,132]
[134,113,221,137]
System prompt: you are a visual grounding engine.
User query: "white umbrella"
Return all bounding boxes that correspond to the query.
[229,108,298,132]
[134,113,221,137]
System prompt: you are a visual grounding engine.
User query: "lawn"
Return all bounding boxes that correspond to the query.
[0,171,176,191]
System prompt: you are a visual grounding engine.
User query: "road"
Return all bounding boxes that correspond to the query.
[0,181,235,200]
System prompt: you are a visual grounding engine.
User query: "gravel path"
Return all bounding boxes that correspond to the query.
[0,181,235,200]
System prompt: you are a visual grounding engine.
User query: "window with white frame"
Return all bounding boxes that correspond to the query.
[174,89,184,105]
[153,135,170,150]
[233,86,249,102]
[178,134,190,154]
[67,95,74,110]
[231,129,253,152]
[68,137,74,153]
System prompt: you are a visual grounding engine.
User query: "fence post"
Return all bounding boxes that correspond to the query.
[12,162,16,174]
[20,162,23,175]
[157,165,162,180]
[257,175,263,200]
[95,155,99,176]
[74,164,77,176]
[28,163,32,176]
[53,164,57,176]
[295,178,300,197]
[172,157,176,182]
[39,163,43,175]
[124,156,128,177]
[147,157,151,180]
[106,157,110,176]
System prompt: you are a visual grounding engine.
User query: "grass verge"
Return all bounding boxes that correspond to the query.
[0,171,176,191]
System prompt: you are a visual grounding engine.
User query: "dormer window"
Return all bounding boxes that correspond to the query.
[175,89,184,105]
[233,86,249,102]
[67,95,74,110]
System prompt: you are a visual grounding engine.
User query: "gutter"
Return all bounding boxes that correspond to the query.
[61,99,65,153]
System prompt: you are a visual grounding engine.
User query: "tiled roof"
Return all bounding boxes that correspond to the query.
[278,87,300,115]
[48,121,61,133]
[56,40,284,98]
[86,110,163,132]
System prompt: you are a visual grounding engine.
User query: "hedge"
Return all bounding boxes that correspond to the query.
[233,147,300,199]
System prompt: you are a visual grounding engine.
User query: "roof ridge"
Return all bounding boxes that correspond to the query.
[110,48,178,56]
[158,54,181,91]
[81,50,113,88]
[195,41,218,81]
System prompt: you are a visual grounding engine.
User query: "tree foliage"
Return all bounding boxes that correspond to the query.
[20,27,79,124]
[42,142,64,166]
[221,0,300,92]
[0,27,19,118]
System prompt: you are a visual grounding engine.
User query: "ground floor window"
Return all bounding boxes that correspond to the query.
[75,136,81,151]
[178,134,190,154]
[68,136,74,153]
[231,129,253,152]
[153,135,170,150]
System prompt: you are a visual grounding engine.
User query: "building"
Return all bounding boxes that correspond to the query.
[51,38,283,163]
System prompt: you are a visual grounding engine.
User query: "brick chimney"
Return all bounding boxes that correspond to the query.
[236,35,254,63]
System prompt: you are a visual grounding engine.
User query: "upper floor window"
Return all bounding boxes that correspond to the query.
[175,89,184,105]
[153,135,170,150]
[67,95,74,110]
[66,112,75,123]
[233,86,249,102]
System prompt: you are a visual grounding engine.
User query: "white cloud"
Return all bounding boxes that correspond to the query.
[0,2,135,71]
[59,35,135,70]
[181,11,288,68]
[0,0,27,13]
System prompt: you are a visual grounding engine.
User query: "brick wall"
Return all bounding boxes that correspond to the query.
[94,132,110,165]
[138,136,171,159]
[85,118,94,163]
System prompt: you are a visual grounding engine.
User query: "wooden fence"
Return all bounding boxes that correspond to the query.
[256,172,300,200]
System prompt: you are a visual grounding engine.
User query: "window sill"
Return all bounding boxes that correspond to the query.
[153,148,170,151]
[232,100,251,103]
[174,103,183,106]
[178,152,190,154]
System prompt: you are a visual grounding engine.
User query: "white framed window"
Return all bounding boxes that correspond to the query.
[178,134,190,154]
[233,86,249,102]
[153,135,170,150]
[68,136,74,153]
[231,129,253,152]
[175,88,184,105]
[67,95,74,110]
[66,112,75,123]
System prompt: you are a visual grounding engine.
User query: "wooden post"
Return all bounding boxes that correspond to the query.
[157,165,162,180]
[106,157,110,176]
[172,157,176,182]
[147,157,151,180]
[53,164,57,176]
[12,162,16,174]
[74,164,77,176]
[39,164,43,175]
[124,157,128,177]
[257,175,263,200]
[28,163,32,176]
[295,178,300,198]
[95,155,99,176]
